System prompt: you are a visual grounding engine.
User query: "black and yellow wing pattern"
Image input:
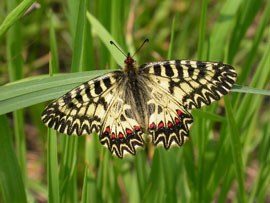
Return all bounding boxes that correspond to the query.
[42,57,237,158]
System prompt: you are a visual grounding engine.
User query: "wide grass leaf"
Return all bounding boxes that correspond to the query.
[0,70,106,115]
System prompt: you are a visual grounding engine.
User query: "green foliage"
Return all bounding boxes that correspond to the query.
[0,116,27,203]
[0,0,270,203]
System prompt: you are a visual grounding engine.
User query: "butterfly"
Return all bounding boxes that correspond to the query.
[41,41,237,158]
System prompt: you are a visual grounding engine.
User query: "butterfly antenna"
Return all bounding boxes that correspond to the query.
[132,38,149,57]
[110,41,127,57]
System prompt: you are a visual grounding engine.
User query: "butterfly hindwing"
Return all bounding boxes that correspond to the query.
[147,94,193,149]
[99,95,144,158]
[140,60,237,109]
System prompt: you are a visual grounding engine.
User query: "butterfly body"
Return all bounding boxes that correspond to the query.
[42,55,237,158]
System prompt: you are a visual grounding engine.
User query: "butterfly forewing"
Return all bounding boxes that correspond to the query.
[140,60,237,109]
[41,72,122,136]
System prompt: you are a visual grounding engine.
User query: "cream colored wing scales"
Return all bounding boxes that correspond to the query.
[146,84,193,149]
[140,60,237,109]
[99,91,144,158]
[41,71,122,136]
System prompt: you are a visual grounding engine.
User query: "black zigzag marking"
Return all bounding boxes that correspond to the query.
[99,130,144,158]
[150,111,193,148]
[41,72,122,136]
[42,102,102,135]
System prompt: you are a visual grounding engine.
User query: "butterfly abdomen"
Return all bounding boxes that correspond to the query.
[123,71,151,129]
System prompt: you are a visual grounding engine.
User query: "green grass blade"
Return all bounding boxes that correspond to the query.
[81,169,90,203]
[66,0,79,41]
[6,0,26,185]
[109,0,121,69]
[209,0,243,60]
[0,70,106,115]
[227,0,262,63]
[134,153,147,200]
[167,16,175,59]
[59,136,78,203]
[231,85,270,96]
[49,11,59,75]
[81,135,100,203]
[237,1,270,83]
[0,71,106,101]
[248,121,270,203]
[0,115,27,203]
[143,150,165,203]
[71,0,87,72]
[225,96,246,203]
[47,129,60,203]
[79,1,95,72]
[0,0,35,38]
[236,28,270,127]
[87,11,124,65]
[47,13,60,203]
[197,0,208,60]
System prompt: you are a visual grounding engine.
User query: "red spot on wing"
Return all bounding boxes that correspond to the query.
[176,109,182,116]
[158,121,164,129]
[106,126,111,133]
[111,133,116,139]
[149,122,156,129]
[168,121,173,128]
[133,125,141,131]
[119,132,124,138]
[175,118,180,124]
[126,128,133,135]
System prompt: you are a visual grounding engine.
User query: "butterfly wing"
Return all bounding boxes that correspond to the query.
[139,60,236,148]
[41,71,122,135]
[98,89,144,158]
[146,89,193,148]
[140,60,237,109]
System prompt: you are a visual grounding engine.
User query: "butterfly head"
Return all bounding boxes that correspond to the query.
[124,39,149,68]
[124,53,135,67]
[123,53,137,74]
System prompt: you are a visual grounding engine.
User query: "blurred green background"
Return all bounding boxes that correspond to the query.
[0,0,270,203]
